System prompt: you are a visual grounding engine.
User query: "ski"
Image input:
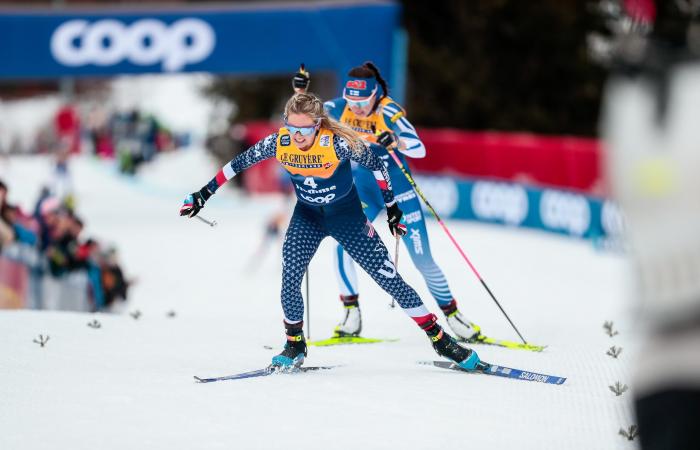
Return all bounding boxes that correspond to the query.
[465,333,547,352]
[307,336,399,347]
[420,360,566,385]
[194,365,337,383]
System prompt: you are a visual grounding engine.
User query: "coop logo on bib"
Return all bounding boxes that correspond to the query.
[540,190,591,236]
[50,18,216,71]
[471,181,528,225]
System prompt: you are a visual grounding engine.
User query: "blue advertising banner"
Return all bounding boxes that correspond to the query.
[412,175,623,241]
[0,2,399,81]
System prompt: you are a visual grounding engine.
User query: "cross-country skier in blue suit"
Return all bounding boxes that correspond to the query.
[180,92,480,371]
[293,62,484,342]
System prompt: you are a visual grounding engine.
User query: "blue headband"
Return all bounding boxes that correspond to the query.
[343,77,378,98]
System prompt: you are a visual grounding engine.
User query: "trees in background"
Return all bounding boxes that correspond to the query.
[205,1,690,137]
[402,0,606,135]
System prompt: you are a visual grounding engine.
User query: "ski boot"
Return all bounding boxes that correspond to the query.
[333,294,362,337]
[271,321,307,371]
[421,314,480,370]
[440,300,483,343]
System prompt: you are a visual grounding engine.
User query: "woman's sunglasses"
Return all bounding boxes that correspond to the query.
[284,119,319,136]
[343,88,376,109]
[346,98,373,108]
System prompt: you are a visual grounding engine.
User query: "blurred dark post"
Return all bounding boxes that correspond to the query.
[602,2,700,448]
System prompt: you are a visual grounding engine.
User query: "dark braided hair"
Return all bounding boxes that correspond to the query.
[347,61,389,113]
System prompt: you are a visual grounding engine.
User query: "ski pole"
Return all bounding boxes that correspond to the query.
[385,145,528,344]
[196,215,217,227]
[390,233,400,308]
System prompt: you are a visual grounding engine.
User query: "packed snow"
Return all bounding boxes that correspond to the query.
[0,150,638,450]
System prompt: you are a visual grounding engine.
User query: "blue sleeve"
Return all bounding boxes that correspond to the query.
[205,133,278,193]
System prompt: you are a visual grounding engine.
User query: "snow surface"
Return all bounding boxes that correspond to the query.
[0,151,640,450]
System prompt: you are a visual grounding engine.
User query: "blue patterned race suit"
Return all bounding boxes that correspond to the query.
[202,131,431,324]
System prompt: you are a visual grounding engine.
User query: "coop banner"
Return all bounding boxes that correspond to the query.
[0,3,397,78]
[412,175,622,240]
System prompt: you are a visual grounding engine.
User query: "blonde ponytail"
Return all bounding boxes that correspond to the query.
[284,93,366,155]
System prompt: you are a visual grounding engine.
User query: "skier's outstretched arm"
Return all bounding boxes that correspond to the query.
[179,133,278,217]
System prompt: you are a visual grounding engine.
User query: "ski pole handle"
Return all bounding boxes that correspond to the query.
[196,215,217,227]
[293,63,310,93]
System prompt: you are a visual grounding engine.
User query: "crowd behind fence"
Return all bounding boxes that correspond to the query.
[0,170,129,313]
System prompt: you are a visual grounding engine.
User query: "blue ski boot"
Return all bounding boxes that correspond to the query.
[422,314,480,370]
[271,321,307,371]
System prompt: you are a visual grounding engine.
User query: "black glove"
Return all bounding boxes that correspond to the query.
[179,186,212,218]
[386,203,407,237]
[292,70,310,91]
[376,131,397,149]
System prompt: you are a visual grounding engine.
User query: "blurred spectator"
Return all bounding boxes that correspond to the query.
[51,148,75,210]
[98,246,130,310]
[108,108,175,174]
[34,193,61,252]
[0,180,15,248]
[86,105,116,159]
[54,103,81,155]
[45,211,84,277]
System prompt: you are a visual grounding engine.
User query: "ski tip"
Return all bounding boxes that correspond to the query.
[193,376,205,383]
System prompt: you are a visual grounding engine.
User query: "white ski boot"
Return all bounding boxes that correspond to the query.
[333,294,362,337]
[440,300,482,342]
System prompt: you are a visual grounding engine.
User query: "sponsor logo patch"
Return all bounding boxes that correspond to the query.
[410,229,423,255]
[346,80,367,90]
[319,134,330,147]
[403,211,422,224]
[280,134,291,146]
[299,193,336,204]
[395,190,417,203]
